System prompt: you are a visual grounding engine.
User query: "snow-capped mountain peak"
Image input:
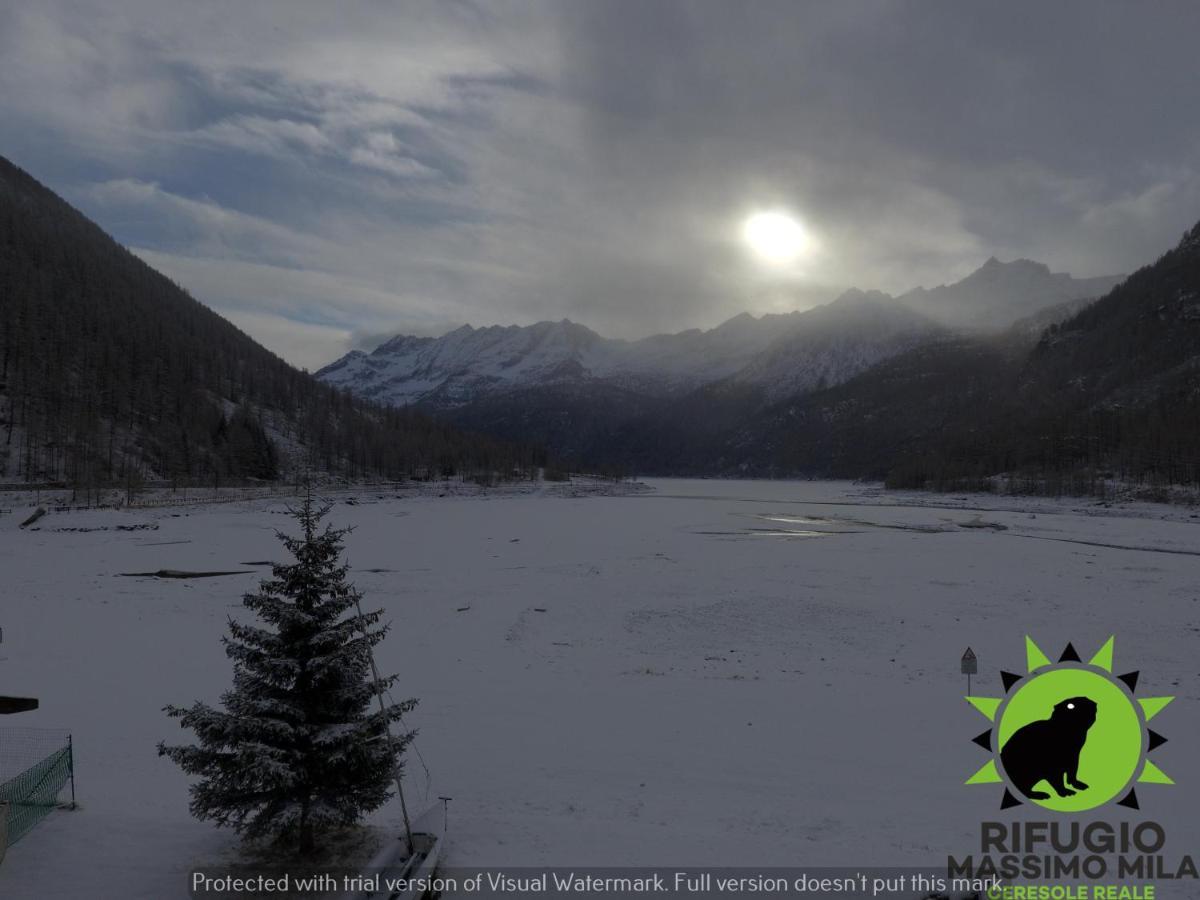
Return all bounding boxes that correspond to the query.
[897,257,1123,331]
[316,257,1124,411]
[317,318,612,407]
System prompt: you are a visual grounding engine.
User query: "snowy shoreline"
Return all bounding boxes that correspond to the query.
[0,475,651,518]
[3,473,1199,526]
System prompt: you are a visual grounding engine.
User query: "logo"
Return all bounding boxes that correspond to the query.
[965,637,1173,812]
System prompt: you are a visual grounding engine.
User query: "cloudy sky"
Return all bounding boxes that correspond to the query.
[2,1,1199,369]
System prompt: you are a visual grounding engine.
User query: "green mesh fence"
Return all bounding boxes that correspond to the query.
[0,728,73,847]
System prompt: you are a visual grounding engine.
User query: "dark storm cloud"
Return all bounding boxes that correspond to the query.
[1,1,1197,368]
[562,1,1200,173]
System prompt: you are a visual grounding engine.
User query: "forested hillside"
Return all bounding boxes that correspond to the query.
[0,156,540,488]
[742,221,1200,495]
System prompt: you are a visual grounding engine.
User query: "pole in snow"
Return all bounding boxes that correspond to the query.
[68,735,76,810]
[354,595,414,857]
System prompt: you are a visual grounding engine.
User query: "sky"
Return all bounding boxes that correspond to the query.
[2,1,1199,370]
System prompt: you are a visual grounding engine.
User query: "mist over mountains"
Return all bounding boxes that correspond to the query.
[319,259,1121,409]
[317,256,1128,479]
[896,257,1122,331]
[746,222,1200,492]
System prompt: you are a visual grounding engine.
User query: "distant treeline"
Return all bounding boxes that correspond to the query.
[0,156,545,487]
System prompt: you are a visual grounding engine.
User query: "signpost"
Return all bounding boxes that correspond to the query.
[962,647,978,695]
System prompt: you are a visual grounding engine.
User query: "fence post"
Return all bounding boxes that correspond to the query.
[0,800,8,864]
[68,734,76,810]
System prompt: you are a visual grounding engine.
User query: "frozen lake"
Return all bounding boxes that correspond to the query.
[1,478,1198,898]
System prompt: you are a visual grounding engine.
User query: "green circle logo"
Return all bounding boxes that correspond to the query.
[964,637,1175,813]
[997,667,1142,812]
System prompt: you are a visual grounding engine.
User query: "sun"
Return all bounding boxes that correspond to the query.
[741,210,811,265]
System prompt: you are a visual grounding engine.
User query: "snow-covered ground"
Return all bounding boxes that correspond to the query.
[1,478,1198,898]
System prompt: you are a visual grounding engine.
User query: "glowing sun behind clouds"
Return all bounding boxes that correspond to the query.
[741,210,813,266]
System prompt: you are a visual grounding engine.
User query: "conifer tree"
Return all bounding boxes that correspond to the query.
[158,490,416,854]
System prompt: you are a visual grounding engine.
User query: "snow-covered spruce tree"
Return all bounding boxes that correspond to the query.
[158,491,416,854]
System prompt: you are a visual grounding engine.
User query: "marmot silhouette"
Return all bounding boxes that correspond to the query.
[1000,696,1097,800]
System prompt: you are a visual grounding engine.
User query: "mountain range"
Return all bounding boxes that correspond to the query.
[737,220,1200,492]
[7,148,1198,497]
[317,256,1125,477]
[318,223,1200,494]
[320,259,1121,415]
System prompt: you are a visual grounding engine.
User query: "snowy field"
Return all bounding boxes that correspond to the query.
[1,478,1199,898]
